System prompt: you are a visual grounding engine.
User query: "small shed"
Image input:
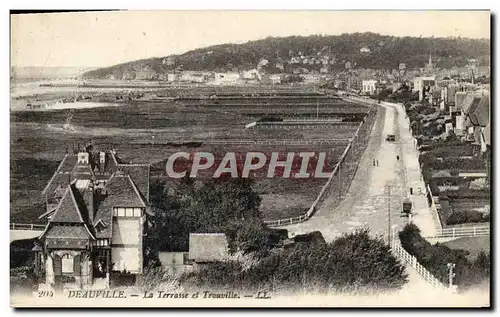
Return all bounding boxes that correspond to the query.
[188,233,229,263]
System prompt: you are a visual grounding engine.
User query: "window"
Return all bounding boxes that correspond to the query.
[114,207,143,217]
[62,254,74,274]
[113,208,125,217]
[126,208,133,217]
[133,208,142,217]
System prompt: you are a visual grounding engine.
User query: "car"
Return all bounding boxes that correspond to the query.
[386,134,396,142]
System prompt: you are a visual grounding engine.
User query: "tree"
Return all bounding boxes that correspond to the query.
[235,220,270,256]
[147,177,264,256]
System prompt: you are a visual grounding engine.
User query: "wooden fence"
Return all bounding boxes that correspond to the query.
[10,223,46,231]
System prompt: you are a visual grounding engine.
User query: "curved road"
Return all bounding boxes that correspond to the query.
[281,102,410,242]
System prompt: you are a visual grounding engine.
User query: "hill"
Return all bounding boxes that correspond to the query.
[11,66,96,80]
[81,32,490,80]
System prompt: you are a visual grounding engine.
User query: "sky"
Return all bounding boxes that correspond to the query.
[11,10,491,68]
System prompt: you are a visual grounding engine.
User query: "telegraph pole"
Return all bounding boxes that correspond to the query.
[447,263,456,290]
[387,185,391,246]
[338,161,342,199]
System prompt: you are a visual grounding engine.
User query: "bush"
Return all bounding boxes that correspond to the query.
[181,261,243,290]
[137,265,180,291]
[399,224,490,290]
[235,220,271,256]
[446,210,489,226]
[10,264,37,293]
[181,229,408,294]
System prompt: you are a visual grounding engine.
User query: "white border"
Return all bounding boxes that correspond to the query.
[1,1,497,315]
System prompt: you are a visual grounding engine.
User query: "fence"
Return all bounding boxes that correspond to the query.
[133,138,351,146]
[426,184,444,231]
[425,225,490,239]
[392,243,448,290]
[264,114,369,227]
[10,223,46,231]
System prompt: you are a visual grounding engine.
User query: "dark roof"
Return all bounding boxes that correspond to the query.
[49,186,85,224]
[469,95,490,127]
[104,173,146,208]
[460,94,482,114]
[93,173,147,238]
[118,164,150,202]
[42,173,71,196]
[45,225,91,239]
[483,123,490,146]
[59,155,78,173]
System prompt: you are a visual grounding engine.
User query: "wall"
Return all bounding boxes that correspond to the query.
[111,218,142,273]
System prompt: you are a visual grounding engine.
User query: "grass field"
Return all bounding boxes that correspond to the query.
[442,236,490,259]
[10,84,371,222]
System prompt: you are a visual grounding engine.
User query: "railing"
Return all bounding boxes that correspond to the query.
[10,223,46,231]
[392,243,448,290]
[426,225,490,239]
[265,117,368,227]
[426,184,444,231]
[132,138,351,146]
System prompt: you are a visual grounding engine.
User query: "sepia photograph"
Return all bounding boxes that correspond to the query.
[9,9,491,308]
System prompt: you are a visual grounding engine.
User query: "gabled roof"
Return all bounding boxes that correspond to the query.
[49,186,85,224]
[482,122,491,146]
[460,93,482,114]
[105,173,147,208]
[118,164,150,202]
[469,95,490,127]
[93,173,147,239]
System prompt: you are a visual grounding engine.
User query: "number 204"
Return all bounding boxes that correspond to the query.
[38,291,54,297]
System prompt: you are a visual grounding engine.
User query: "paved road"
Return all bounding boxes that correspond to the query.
[281,103,410,242]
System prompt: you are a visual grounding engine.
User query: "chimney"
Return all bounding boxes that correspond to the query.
[77,152,89,165]
[99,152,106,173]
[84,182,95,222]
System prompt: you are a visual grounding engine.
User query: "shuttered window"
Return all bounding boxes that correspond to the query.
[73,255,81,276]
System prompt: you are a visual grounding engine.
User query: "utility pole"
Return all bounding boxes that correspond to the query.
[447,263,456,290]
[387,185,391,246]
[338,161,342,199]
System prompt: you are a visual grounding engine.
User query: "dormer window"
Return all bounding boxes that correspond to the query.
[95,219,107,232]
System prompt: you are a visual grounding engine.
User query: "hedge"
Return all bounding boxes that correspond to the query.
[399,224,489,291]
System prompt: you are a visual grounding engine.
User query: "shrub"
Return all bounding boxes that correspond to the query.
[137,265,180,291]
[398,224,490,290]
[235,220,271,256]
[446,210,489,226]
[181,229,408,294]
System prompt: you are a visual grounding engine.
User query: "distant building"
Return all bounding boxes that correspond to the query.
[162,57,175,66]
[320,65,329,74]
[302,74,321,85]
[362,80,377,95]
[213,72,241,85]
[413,76,436,101]
[269,74,282,85]
[167,73,177,82]
[180,72,206,83]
